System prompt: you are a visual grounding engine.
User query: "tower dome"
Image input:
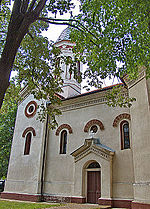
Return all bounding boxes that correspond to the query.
[56,27,71,43]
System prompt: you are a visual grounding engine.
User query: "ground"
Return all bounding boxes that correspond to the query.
[44,203,109,209]
[0,199,118,209]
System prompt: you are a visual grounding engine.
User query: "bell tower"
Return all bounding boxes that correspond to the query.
[54,27,82,98]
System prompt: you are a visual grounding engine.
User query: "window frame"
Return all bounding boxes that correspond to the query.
[120,120,130,150]
[59,130,68,154]
[24,132,32,155]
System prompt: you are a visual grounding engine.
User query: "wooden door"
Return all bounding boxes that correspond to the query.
[87,171,101,203]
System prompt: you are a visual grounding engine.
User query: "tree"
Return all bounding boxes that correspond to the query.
[1,0,149,119]
[0,0,74,109]
[0,81,20,179]
[70,0,150,87]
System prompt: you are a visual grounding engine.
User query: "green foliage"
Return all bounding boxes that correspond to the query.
[106,85,136,108]
[0,81,20,179]
[0,200,61,209]
[1,0,148,130]
[70,0,150,85]
[0,0,75,126]
[13,32,65,128]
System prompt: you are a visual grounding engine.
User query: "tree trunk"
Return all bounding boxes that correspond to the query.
[0,0,47,109]
[0,13,36,109]
[0,62,11,109]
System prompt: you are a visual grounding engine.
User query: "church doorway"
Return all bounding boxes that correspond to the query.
[86,162,101,204]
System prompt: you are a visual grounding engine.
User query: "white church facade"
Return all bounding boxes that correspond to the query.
[1,28,150,209]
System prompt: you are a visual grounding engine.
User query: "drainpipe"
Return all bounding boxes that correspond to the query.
[40,113,49,201]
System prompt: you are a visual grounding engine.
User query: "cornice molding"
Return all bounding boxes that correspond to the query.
[60,91,128,112]
[74,146,111,162]
[60,97,107,112]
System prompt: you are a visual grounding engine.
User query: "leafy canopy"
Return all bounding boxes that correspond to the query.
[1,0,149,127]
[70,0,150,87]
[0,0,76,127]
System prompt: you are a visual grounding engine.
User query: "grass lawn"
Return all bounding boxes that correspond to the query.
[0,200,61,209]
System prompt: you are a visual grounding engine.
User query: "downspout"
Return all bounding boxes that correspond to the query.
[40,113,49,201]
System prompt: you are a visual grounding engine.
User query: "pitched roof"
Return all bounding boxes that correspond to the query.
[62,83,124,101]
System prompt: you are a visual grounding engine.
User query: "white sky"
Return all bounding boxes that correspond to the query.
[43,0,80,42]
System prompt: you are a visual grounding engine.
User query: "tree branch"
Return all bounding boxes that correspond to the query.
[28,0,36,12]
[38,17,99,47]
[11,0,22,15]
[33,0,46,16]
[21,0,30,14]
[38,17,99,41]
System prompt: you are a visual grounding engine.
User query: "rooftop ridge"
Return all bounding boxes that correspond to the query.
[61,83,124,100]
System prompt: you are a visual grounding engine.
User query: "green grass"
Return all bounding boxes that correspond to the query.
[0,200,61,209]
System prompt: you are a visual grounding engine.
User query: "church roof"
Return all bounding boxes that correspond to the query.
[62,83,124,101]
[56,27,71,43]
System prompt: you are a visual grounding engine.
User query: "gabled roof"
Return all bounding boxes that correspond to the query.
[71,138,115,162]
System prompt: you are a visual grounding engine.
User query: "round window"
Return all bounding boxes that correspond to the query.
[90,125,98,133]
[28,105,34,113]
[25,101,37,118]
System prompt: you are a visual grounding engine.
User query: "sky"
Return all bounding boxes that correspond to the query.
[43,0,80,42]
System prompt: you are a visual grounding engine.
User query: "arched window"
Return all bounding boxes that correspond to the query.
[60,130,67,154]
[120,121,130,150]
[24,132,32,155]
[87,162,100,169]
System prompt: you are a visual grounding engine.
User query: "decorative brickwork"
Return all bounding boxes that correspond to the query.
[42,195,86,203]
[55,124,73,136]
[98,198,132,208]
[131,201,150,209]
[113,199,132,208]
[25,101,37,118]
[98,198,113,207]
[84,119,104,133]
[113,113,131,127]
[22,127,36,137]
[1,192,41,202]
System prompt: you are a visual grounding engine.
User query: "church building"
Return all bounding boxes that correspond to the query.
[1,28,150,209]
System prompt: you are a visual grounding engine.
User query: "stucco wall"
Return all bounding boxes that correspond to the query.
[129,77,150,204]
[4,95,46,195]
[44,91,134,200]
